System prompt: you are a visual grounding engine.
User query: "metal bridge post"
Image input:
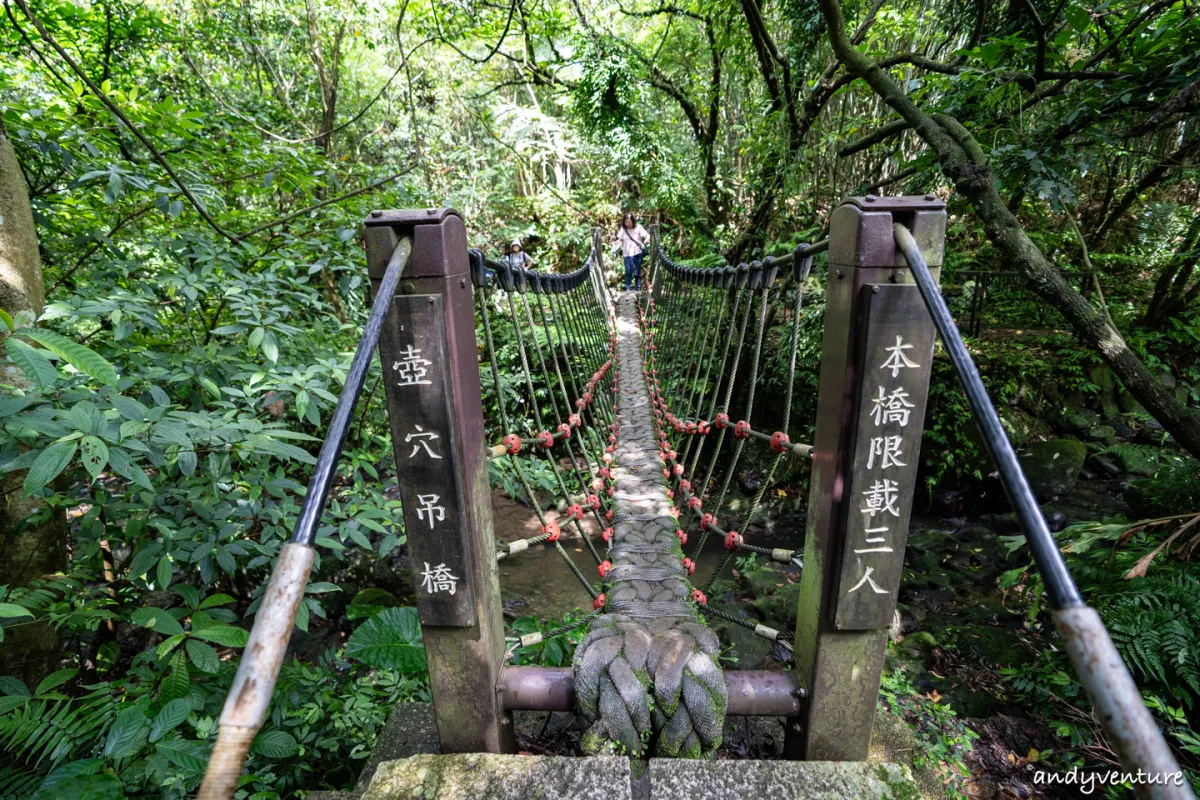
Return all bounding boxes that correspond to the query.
[789,196,945,760]
[364,208,515,754]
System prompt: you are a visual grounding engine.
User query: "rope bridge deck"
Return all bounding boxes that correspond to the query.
[573,292,725,758]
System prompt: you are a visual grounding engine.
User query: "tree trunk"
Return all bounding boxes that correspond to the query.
[817,0,1200,460]
[0,126,69,685]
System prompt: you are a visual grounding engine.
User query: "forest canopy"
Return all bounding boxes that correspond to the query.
[1,0,1199,796]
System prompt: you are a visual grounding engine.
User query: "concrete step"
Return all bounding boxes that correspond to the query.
[361,753,631,800]
[357,753,918,799]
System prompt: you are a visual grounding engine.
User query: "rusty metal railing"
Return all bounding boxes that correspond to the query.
[895,223,1190,799]
[197,237,412,800]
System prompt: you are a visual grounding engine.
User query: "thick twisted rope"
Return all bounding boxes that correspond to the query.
[573,292,726,759]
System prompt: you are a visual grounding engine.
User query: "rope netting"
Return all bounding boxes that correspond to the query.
[469,232,827,758]
[641,239,826,646]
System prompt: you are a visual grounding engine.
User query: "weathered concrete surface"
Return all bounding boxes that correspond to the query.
[869,707,948,800]
[360,754,632,800]
[650,758,920,799]
[354,703,442,792]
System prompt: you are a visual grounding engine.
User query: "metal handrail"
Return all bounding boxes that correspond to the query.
[198,237,412,800]
[895,223,1190,798]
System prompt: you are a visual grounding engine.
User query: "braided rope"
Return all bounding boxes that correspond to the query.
[573,292,726,759]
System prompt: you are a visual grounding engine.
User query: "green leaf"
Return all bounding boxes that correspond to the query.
[156,634,185,659]
[344,607,427,674]
[0,676,31,696]
[155,738,209,772]
[23,440,77,496]
[131,607,185,637]
[15,328,117,385]
[149,698,193,742]
[35,668,77,695]
[197,593,236,610]
[251,729,298,759]
[0,694,29,714]
[5,338,57,387]
[104,706,149,758]
[155,556,173,590]
[185,639,220,673]
[191,625,249,647]
[261,331,279,363]
[105,446,154,491]
[80,435,110,482]
[160,652,190,704]
[0,603,34,619]
[31,771,125,800]
[0,308,13,331]
[109,394,148,421]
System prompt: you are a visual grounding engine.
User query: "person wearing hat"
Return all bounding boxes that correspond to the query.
[504,240,533,270]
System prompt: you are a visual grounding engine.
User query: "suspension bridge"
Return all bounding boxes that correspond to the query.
[197,198,1191,799]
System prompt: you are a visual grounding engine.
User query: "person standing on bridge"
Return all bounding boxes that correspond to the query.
[503,239,534,270]
[614,212,649,291]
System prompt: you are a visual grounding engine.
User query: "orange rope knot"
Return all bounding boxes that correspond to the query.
[715,412,730,429]
[605,510,614,522]
[673,463,685,477]
[569,414,581,429]
[679,479,692,494]
[675,529,688,545]
[687,496,703,512]
[567,504,583,522]
[602,527,614,543]
[593,593,606,610]
[734,420,752,439]
[662,468,671,479]
[724,531,744,551]
[537,431,555,449]
[685,422,698,435]
[682,557,696,575]
[542,522,561,542]
[591,478,604,492]
[598,467,610,479]
[586,494,601,510]
[770,431,790,453]
[666,450,677,462]
[557,423,571,438]
[502,434,522,455]
[598,560,613,578]
[697,420,712,435]
[690,589,708,605]
[666,489,675,499]
[701,513,717,531]
[669,507,681,519]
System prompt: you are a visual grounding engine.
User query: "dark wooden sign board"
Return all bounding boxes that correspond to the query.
[380,293,476,627]
[833,283,936,630]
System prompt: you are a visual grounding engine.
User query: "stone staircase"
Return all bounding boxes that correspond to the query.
[306,703,927,800]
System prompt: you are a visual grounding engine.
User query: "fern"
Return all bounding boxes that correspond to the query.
[0,766,44,800]
[0,686,115,768]
[1098,571,1200,709]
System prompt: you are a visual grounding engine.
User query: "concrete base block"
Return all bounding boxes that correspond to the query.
[360,753,633,800]
[650,758,919,799]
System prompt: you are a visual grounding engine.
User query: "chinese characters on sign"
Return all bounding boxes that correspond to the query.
[381,294,475,627]
[393,344,433,386]
[421,562,460,595]
[835,285,936,630]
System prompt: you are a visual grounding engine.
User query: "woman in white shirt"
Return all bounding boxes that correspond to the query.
[614,212,650,291]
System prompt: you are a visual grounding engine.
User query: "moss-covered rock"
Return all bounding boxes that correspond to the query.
[1016,439,1087,500]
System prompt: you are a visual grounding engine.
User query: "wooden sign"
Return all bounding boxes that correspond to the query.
[380,293,475,627]
[833,283,935,630]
